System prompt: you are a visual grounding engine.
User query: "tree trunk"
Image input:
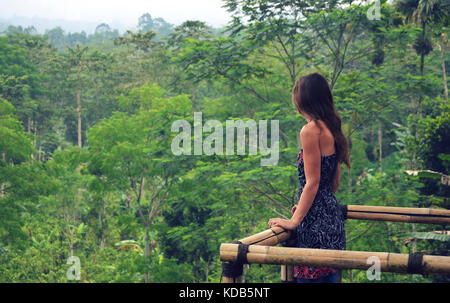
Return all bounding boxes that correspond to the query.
[144,224,150,283]
[37,145,41,162]
[0,152,5,199]
[194,253,200,283]
[28,118,35,160]
[77,83,82,148]
[420,53,425,78]
[347,125,352,193]
[291,35,296,88]
[378,119,382,174]
[439,38,448,102]
[417,22,426,119]
[205,258,211,282]
[191,86,196,114]
[418,53,424,118]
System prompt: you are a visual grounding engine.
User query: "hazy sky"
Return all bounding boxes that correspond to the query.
[0,0,232,28]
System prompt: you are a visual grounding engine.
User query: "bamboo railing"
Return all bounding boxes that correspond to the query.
[220,205,450,283]
[220,243,450,275]
[345,205,450,225]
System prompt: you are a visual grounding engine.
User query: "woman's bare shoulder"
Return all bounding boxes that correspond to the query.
[300,121,321,136]
[299,122,321,149]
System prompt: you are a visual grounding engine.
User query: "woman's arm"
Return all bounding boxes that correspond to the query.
[290,125,321,225]
[268,123,321,230]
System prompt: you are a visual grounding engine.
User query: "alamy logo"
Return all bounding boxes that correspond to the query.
[171,112,279,166]
[367,0,381,21]
[66,256,81,281]
[366,256,381,281]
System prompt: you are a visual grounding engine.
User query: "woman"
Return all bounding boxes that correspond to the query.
[268,72,350,283]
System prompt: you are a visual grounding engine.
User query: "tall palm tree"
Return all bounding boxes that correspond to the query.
[394,0,450,115]
[65,45,89,148]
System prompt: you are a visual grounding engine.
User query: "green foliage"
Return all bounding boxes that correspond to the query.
[402,232,450,243]
[0,1,449,283]
[420,107,450,173]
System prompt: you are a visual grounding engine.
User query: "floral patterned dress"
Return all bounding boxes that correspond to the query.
[293,149,346,279]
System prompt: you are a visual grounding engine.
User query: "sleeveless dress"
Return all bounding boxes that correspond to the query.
[293,148,346,279]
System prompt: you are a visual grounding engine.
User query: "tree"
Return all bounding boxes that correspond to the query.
[95,23,111,35]
[0,98,50,250]
[44,27,66,52]
[394,0,450,116]
[44,147,89,257]
[6,33,59,160]
[62,45,108,148]
[222,0,381,89]
[138,13,154,32]
[167,20,213,49]
[0,36,40,127]
[88,83,193,282]
[138,13,173,38]
[114,30,161,85]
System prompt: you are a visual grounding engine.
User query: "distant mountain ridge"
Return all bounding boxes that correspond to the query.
[0,15,136,35]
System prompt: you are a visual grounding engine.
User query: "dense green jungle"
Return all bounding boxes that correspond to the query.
[0,0,449,283]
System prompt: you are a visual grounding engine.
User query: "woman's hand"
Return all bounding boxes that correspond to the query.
[268,218,298,231]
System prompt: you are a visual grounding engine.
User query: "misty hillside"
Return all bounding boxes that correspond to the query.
[0,15,133,35]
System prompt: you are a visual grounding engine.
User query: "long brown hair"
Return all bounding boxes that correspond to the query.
[292,72,350,168]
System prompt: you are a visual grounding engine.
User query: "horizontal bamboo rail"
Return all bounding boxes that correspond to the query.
[345,205,450,225]
[220,243,450,275]
[347,205,450,217]
[238,226,292,246]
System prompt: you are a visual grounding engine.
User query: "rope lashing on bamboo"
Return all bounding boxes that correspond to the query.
[221,227,292,281]
[236,241,250,264]
[407,252,425,275]
[220,243,450,275]
[221,261,243,279]
[221,241,249,279]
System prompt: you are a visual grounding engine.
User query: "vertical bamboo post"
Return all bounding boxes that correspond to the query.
[222,275,244,283]
[280,265,294,283]
[281,230,296,283]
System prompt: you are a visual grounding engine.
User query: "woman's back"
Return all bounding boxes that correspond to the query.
[307,119,336,156]
[294,122,345,279]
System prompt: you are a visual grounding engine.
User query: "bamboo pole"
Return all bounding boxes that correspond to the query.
[220,243,450,275]
[280,265,294,283]
[345,205,450,225]
[346,212,450,224]
[238,226,291,246]
[222,276,244,283]
[221,227,292,283]
[347,205,450,217]
[281,234,296,283]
